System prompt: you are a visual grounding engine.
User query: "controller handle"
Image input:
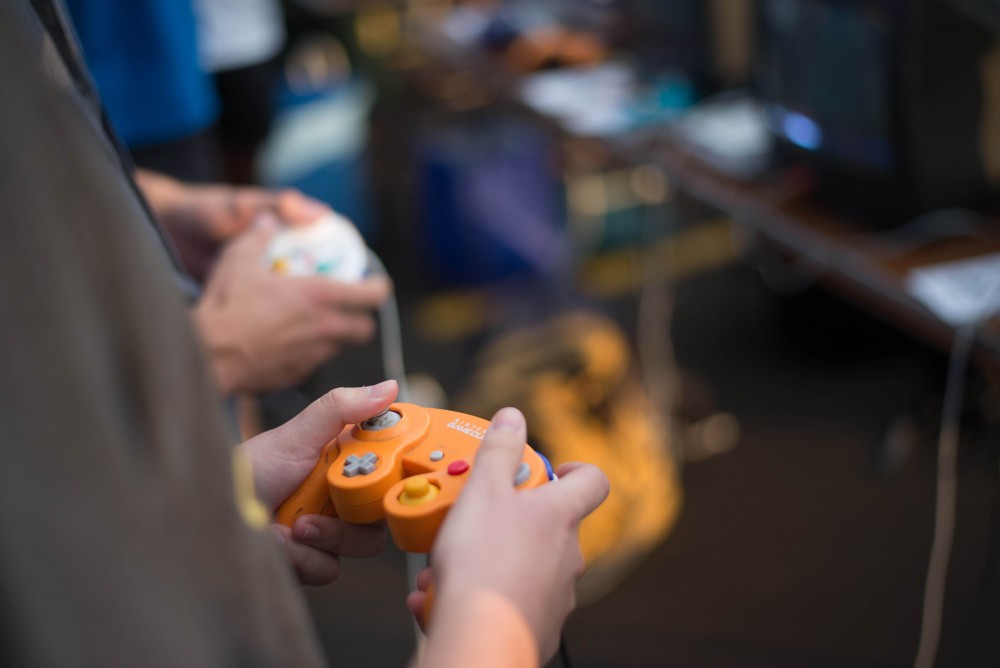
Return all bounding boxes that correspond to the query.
[273,438,341,526]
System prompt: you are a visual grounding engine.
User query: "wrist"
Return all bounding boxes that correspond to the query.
[135,168,188,217]
[420,588,539,668]
[191,303,247,396]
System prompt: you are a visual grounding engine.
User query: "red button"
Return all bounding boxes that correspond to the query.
[447,460,470,476]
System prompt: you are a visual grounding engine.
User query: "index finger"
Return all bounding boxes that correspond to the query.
[468,408,530,492]
[537,463,609,524]
[274,189,331,225]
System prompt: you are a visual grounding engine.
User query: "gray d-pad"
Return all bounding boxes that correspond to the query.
[513,462,531,486]
[343,452,379,477]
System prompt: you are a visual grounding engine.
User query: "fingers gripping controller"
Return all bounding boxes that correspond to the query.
[274,404,552,553]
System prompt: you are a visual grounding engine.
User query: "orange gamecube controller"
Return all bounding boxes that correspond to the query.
[275,403,553,553]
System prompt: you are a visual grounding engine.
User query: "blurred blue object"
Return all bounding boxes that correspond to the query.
[256,42,375,240]
[64,0,217,148]
[414,117,570,287]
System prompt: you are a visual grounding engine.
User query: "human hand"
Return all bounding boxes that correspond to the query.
[192,217,392,395]
[409,408,609,664]
[137,169,331,278]
[239,381,397,585]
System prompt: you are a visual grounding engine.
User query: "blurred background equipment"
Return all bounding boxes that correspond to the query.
[411,115,570,286]
[755,0,1000,219]
[457,310,684,605]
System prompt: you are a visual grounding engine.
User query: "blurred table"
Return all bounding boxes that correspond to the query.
[400,16,1000,375]
[655,140,1000,374]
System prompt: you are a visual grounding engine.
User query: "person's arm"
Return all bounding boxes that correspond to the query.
[135,168,329,278]
[411,572,540,668]
[136,168,329,235]
[409,408,610,667]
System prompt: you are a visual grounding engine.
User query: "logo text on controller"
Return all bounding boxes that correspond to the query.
[446,419,485,440]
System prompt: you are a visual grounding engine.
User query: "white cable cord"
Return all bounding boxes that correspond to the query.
[366,250,425,642]
[367,250,411,403]
[635,197,683,465]
[913,325,976,668]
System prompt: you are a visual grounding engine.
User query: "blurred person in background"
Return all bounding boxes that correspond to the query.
[62,0,387,401]
[2,3,609,666]
[63,0,222,181]
[195,0,287,184]
[63,0,287,184]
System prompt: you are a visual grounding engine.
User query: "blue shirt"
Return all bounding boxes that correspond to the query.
[64,0,218,148]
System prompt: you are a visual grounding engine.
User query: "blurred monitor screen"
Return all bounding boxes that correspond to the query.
[754,0,999,218]
[952,0,1000,30]
[757,0,895,172]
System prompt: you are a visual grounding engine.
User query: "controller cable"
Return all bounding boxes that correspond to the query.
[368,250,411,404]
[368,251,576,666]
[367,251,432,648]
[558,635,574,668]
[913,323,980,668]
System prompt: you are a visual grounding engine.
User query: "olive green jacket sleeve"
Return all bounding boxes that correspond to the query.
[0,3,324,666]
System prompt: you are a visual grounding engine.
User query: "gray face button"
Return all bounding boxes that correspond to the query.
[513,461,531,486]
[344,452,379,477]
[430,450,445,462]
[361,410,402,431]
